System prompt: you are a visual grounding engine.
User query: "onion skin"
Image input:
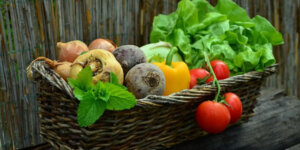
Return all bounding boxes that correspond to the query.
[57,40,89,63]
[27,57,71,80]
[70,49,124,84]
[88,38,116,52]
[54,61,72,80]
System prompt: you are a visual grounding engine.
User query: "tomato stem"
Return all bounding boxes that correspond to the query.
[203,52,221,102]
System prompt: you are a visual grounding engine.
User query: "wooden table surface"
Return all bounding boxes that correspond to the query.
[19,89,300,150]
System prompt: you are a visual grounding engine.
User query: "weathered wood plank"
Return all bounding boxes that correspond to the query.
[23,0,41,146]
[27,0,42,145]
[7,0,24,148]
[43,0,56,59]
[56,0,64,42]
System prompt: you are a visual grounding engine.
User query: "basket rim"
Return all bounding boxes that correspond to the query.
[29,61,278,107]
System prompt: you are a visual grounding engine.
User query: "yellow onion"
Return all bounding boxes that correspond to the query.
[57,40,89,62]
[54,61,72,80]
[27,57,71,80]
[88,38,116,52]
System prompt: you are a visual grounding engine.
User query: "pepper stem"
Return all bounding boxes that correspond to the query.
[203,52,221,102]
[166,47,178,67]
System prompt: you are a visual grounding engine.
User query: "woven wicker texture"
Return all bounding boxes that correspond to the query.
[30,61,277,150]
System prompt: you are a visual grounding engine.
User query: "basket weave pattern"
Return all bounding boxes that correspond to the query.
[30,61,277,150]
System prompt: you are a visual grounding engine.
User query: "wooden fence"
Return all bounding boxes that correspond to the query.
[0,0,299,149]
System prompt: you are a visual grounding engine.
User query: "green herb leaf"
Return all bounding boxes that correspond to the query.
[69,67,137,127]
[110,72,119,85]
[77,94,106,127]
[109,72,127,89]
[67,67,94,100]
[105,82,137,111]
[92,82,111,102]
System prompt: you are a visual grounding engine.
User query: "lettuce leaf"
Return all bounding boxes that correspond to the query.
[252,15,284,46]
[149,0,283,74]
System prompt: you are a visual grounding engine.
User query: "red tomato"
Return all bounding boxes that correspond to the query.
[224,93,243,124]
[207,60,230,80]
[189,68,210,88]
[206,76,214,83]
[195,101,231,134]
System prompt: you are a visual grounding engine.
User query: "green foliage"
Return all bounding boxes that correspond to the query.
[150,0,284,74]
[68,67,137,127]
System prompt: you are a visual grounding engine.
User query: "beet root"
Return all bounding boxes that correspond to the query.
[112,45,146,76]
[125,63,165,99]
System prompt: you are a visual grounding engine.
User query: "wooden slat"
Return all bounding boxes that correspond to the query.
[7,1,23,149]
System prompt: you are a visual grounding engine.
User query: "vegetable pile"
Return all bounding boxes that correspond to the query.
[150,0,283,74]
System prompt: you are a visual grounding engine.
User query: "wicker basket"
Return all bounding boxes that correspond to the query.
[29,60,277,150]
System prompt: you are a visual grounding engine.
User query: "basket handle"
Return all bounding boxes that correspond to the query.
[28,61,75,99]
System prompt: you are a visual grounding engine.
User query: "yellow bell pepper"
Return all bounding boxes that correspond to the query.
[153,47,190,96]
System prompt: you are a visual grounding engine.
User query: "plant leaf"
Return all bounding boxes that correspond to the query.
[109,72,127,89]
[92,82,111,102]
[77,96,106,127]
[252,15,284,46]
[176,0,199,28]
[104,82,137,111]
[150,12,178,43]
[166,29,192,64]
[68,67,93,91]
[67,67,94,100]
[215,0,251,22]
[149,0,283,75]
[110,72,119,85]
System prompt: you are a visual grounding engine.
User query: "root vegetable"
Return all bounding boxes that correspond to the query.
[57,40,89,62]
[69,49,124,84]
[27,57,71,80]
[88,38,116,52]
[113,45,146,75]
[54,61,72,80]
[125,63,165,99]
